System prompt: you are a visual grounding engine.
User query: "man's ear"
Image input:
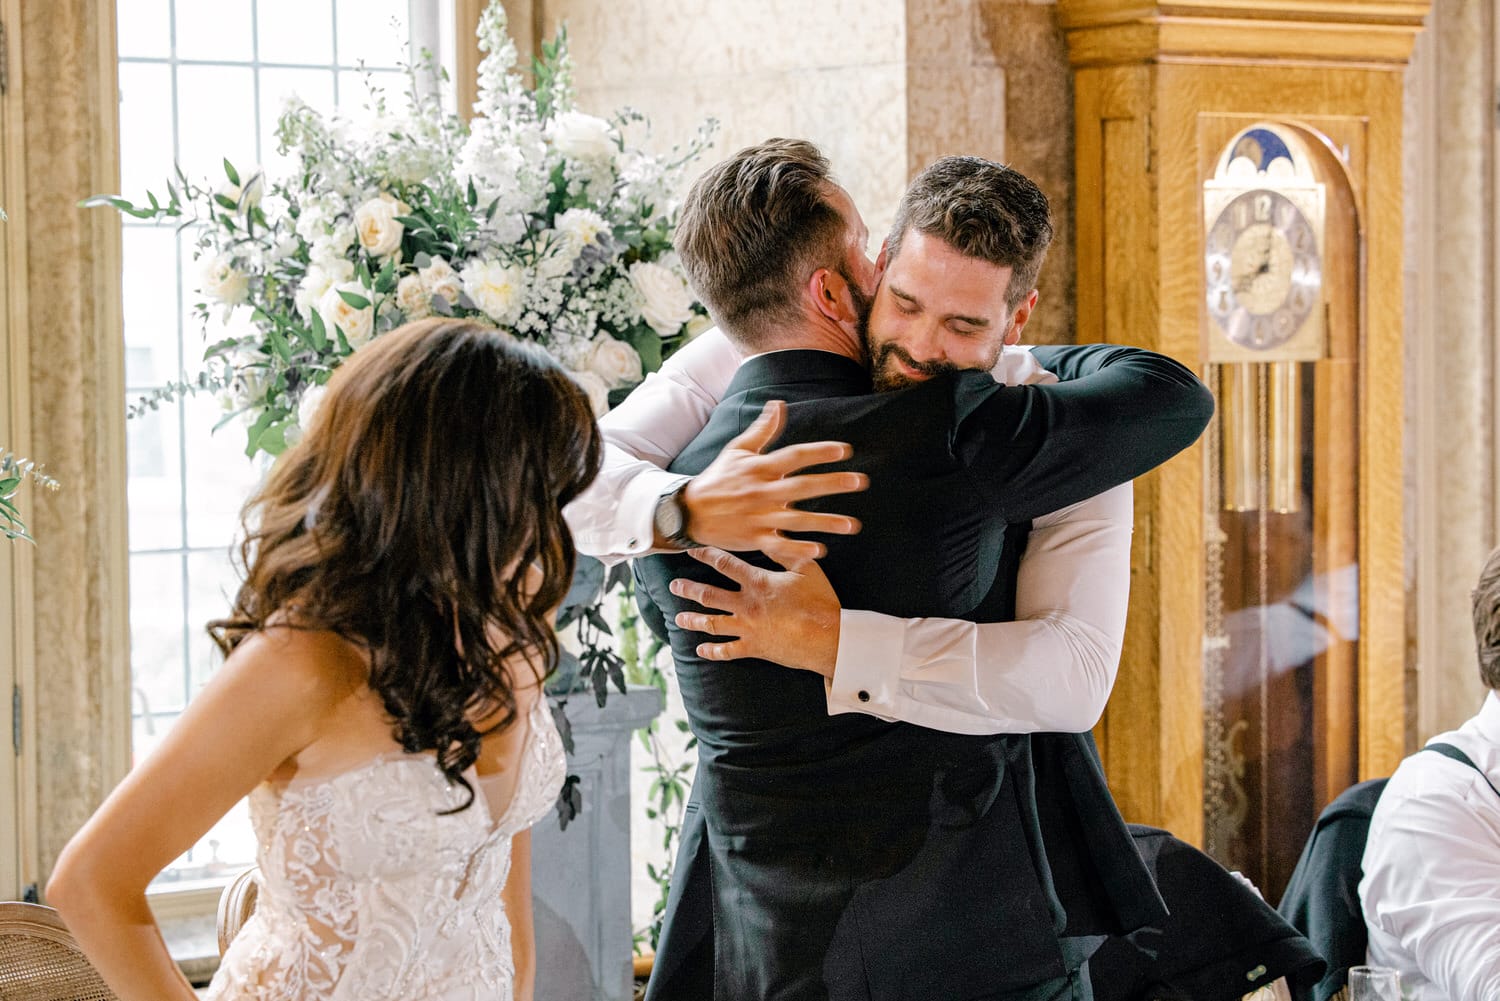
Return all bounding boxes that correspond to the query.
[808,267,856,324]
[875,239,890,277]
[1005,289,1040,346]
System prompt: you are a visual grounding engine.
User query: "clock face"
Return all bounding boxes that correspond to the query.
[1205,189,1322,352]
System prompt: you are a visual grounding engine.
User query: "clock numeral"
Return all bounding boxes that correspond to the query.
[1234,201,1249,229]
[1254,193,1273,222]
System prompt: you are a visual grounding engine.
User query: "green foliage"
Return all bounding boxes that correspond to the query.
[0,451,60,543]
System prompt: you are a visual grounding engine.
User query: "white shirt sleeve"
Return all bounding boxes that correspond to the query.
[825,484,1131,735]
[1361,744,1500,1001]
[564,328,741,566]
[566,338,1134,737]
[823,343,1131,735]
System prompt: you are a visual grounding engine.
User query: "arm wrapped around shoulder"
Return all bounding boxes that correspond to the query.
[958,344,1215,523]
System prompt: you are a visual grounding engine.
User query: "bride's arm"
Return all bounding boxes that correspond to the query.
[502,829,536,1001]
[46,628,345,1001]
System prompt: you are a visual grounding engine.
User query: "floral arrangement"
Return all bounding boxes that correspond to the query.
[90,4,713,848]
[91,3,715,458]
[0,451,59,543]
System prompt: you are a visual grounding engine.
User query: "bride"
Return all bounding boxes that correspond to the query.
[48,317,603,1001]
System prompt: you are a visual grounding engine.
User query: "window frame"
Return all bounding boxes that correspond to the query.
[114,0,459,960]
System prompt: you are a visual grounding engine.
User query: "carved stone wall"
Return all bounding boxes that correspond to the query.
[540,0,1079,342]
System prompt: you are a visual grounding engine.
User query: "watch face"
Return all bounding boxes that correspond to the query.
[654,493,685,537]
[1205,189,1322,351]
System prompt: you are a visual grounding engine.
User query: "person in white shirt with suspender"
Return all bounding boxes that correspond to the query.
[1360,546,1500,1001]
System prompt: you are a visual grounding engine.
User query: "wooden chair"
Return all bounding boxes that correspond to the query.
[216,865,260,957]
[0,901,118,1000]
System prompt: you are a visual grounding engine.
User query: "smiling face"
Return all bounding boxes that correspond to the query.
[864,228,1036,391]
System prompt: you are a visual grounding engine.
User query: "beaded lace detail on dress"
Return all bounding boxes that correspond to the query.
[204,696,564,1001]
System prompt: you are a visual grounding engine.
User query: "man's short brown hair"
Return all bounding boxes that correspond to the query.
[886,156,1053,309]
[1473,546,1500,690]
[674,138,850,348]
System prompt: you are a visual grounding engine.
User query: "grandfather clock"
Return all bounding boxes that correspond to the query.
[1055,1,1428,896]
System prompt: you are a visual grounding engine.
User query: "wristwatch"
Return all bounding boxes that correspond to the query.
[652,482,696,550]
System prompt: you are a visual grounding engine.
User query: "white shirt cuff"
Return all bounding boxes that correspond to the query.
[826,609,906,721]
[573,468,689,563]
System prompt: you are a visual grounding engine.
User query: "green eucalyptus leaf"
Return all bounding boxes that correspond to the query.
[242,409,276,457]
[337,289,371,310]
[223,158,241,187]
[266,327,292,362]
[308,309,328,350]
[373,257,397,294]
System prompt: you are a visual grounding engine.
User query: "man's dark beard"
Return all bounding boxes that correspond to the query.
[868,340,958,392]
[839,263,874,363]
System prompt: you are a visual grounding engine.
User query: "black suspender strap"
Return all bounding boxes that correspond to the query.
[1423,742,1500,799]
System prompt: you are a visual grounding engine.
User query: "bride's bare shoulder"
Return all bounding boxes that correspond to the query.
[223,625,369,706]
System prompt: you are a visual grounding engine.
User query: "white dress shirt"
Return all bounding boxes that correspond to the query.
[561,327,1133,736]
[1360,690,1500,1001]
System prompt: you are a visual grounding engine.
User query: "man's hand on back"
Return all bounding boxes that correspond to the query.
[679,400,868,566]
[669,548,842,678]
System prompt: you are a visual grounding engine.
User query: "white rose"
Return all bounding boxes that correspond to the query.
[199,254,249,322]
[629,261,696,336]
[460,258,529,328]
[418,257,463,305]
[318,282,375,348]
[547,111,617,162]
[569,369,611,417]
[394,273,430,320]
[585,335,643,389]
[295,259,355,320]
[297,384,328,431]
[354,196,407,258]
[199,253,249,306]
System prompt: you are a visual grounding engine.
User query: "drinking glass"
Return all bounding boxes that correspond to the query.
[1349,966,1401,1001]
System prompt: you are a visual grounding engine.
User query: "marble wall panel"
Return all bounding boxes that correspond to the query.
[1402,0,1496,740]
[972,0,1073,345]
[555,0,908,248]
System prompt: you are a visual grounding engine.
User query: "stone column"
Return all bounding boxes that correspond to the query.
[1403,0,1495,741]
[5,0,131,893]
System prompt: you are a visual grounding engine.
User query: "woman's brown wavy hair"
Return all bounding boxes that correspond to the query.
[209,317,602,810]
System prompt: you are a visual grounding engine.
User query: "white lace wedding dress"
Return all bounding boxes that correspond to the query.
[204,697,565,1001]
